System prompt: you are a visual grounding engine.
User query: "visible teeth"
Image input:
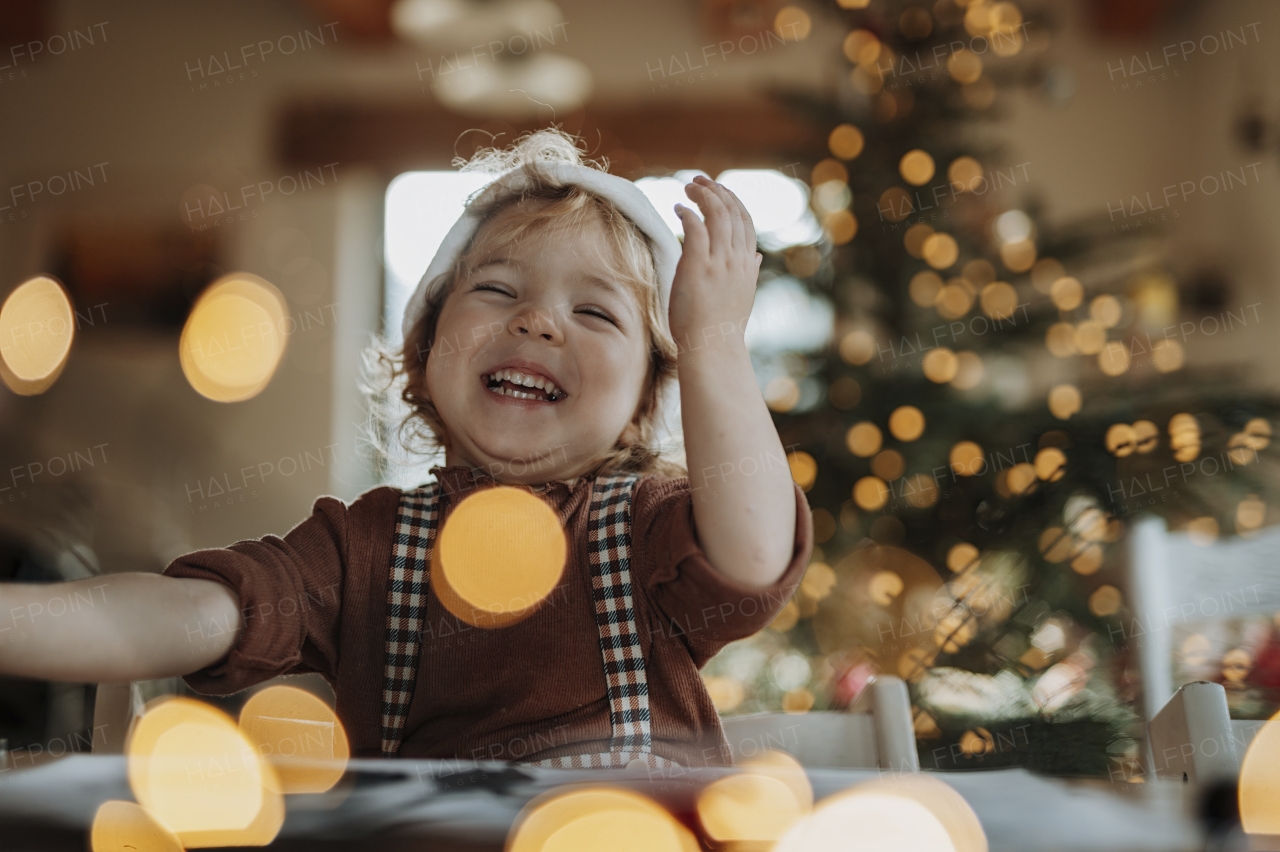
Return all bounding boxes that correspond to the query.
[486,368,561,400]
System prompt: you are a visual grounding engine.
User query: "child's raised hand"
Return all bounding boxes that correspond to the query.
[670,175,763,351]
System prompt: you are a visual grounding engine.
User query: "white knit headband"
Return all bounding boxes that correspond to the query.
[400,160,682,341]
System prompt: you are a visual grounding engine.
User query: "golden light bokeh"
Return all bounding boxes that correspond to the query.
[923,232,959,269]
[899,149,936,185]
[960,728,995,757]
[999,239,1036,273]
[1071,544,1104,576]
[785,244,823,278]
[1105,423,1137,458]
[1073,321,1106,356]
[962,259,996,286]
[951,351,984,390]
[839,329,876,365]
[842,29,880,65]
[948,156,984,192]
[1006,463,1036,496]
[1038,527,1075,563]
[1045,322,1077,357]
[824,209,858,244]
[811,159,849,188]
[904,473,939,508]
[238,685,349,794]
[899,5,933,39]
[1098,340,1130,376]
[1237,495,1266,533]
[1238,712,1280,836]
[871,449,905,481]
[788,450,819,491]
[980,281,1018,320]
[1089,295,1122,328]
[923,347,959,383]
[878,186,913,221]
[851,64,885,95]
[950,441,984,476]
[775,6,812,40]
[180,273,289,403]
[846,421,883,457]
[801,561,837,602]
[509,787,698,852]
[435,486,567,628]
[813,180,852,215]
[904,223,935,258]
[0,275,75,396]
[898,647,935,682]
[869,568,905,605]
[935,281,974,319]
[889,405,926,441]
[126,697,284,848]
[698,754,812,843]
[1151,338,1184,372]
[1169,413,1201,465]
[1050,276,1083,311]
[1048,384,1081,419]
[770,600,800,632]
[910,270,944,306]
[1031,258,1065,293]
[829,123,865,160]
[947,48,983,84]
[1034,447,1066,481]
[703,675,745,712]
[1088,585,1123,617]
[773,775,987,852]
[783,687,817,713]
[853,476,889,510]
[947,542,980,573]
[1133,419,1158,453]
[91,800,184,852]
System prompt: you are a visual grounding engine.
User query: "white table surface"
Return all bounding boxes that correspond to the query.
[0,755,1206,851]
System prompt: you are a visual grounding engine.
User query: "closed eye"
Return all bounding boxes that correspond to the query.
[576,306,618,326]
[470,281,514,296]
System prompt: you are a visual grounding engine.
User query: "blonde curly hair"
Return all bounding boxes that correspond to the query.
[365,128,685,481]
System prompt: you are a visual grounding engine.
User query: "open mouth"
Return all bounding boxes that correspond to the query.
[483,368,565,402]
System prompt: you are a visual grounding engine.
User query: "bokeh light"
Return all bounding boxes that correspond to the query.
[871,449,905,481]
[126,697,284,848]
[950,441,984,476]
[889,405,926,441]
[1239,712,1280,837]
[854,476,889,510]
[900,149,936,185]
[923,233,959,269]
[238,685,349,794]
[1048,384,1081,419]
[952,351,984,389]
[509,787,698,852]
[947,542,980,572]
[923,347,959,382]
[910,270,944,306]
[789,450,818,491]
[1050,276,1083,311]
[698,751,812,843]
[840,330,876,365]
[846,421,883,457]
[435,487,567,628]
[948,156,983,191]
[91,800,183,852]
[180,273,289,403]
[0,275,75,396]
[829,123,865,159]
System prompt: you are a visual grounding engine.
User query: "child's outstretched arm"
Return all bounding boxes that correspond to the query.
[0,574,241,683]
[671,175,799,587]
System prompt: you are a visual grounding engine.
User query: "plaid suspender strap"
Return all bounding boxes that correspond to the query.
[524,474,676,769]
[379,475,676,767]
[380,482,441,757]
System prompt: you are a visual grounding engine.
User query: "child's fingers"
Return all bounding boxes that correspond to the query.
[686,180,734,257]
[674,203,709,258]
[700,178,748,255]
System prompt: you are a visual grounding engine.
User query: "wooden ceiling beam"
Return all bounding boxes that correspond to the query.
[274,99,828,178]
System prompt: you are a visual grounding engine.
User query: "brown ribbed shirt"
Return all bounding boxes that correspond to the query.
[161,466,811,767]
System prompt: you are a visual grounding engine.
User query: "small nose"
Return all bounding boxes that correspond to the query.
[508,306,561,342]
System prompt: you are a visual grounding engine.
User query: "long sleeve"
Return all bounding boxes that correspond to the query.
[160,493,359,695]
[630,476,812,667]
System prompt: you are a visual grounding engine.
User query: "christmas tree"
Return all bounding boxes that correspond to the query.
[701,0,1280,776]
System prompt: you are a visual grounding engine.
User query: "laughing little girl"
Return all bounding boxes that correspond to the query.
[0,129,811,768]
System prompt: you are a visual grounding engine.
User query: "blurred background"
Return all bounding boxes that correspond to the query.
[1,0,1279,778]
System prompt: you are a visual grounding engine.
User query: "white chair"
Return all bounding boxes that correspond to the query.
[720,674,919,770]
[1146,681,1267,784]
[1128,515,1280,783]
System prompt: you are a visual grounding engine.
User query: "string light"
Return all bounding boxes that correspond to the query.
[846,421,883,456]
[979,281,1017,319]
[854,476,889,510]
[923,347,959,382]
[947,49,983,83]
[1152,338,1184,372]
[889,405,926,441]
[788,451,818,491]
[871,449,905,480]
[829,124,865,159]
[1045,322,1077,357]
[899,149,936,185]
[1098,340,1130,376]
[952,351,984,389]
[1048,384,1081,419]
[947,542,980,572]
[839,330,876,365]
[949,441,984,475]
[1050,276,1083,311]
[948,156,983,191]
[1090,295,1123,328]
[904,223,935,258]
[923,233,959,269]
[910,270,944,306]
[1073,321,1106,355]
